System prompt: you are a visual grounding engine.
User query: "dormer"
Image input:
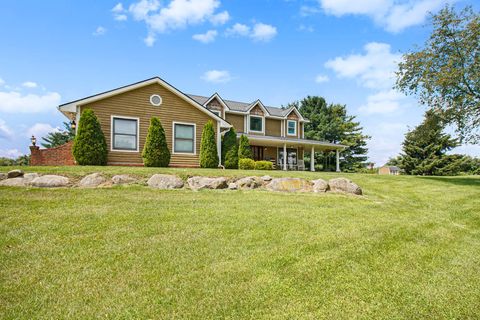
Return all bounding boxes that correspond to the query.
[246,100,269,135]
[203,93,229,118]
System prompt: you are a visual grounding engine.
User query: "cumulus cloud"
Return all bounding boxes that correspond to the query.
[210,10,229,25]
[144,34,156,46]
[0,78,5,86]
[0,119,13,140]
[112,3,128,21]
[359,90,406,114]
[225,23,250,37]
[93,26,107,36]
[192,30,218,43]
[315,74,329,83]
[0,91,61,113]
[22,81,38,88]
[318,0,448,32]
[201,70,232,83]
[0,149,23,158]
[26,123,60,140]
[225,22,277,42]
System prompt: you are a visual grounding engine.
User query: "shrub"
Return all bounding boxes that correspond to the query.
[222,128,238,169]
[238,134,253,160]
[254,160,273,170]
[199,120,219,168]
[239,158,255,170]
[72,109,108,165]
[142,117,170,167]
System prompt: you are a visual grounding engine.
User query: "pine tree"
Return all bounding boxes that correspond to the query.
[142,117,170,167]
[401,110,459,175]
[72,109,108,165]
[199,120,219,168]
[238,134,253,160]
[41,121,75,148]
[222,128,238,169]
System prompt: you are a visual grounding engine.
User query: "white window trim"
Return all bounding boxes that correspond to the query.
[172,121,196,155]
[248,115,265,134]
[287,120,297,136]
[210,110,221,118]
[110,115,140,153]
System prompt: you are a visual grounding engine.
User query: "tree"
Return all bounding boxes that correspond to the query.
[386,156,403,166]
[401,110,459,175]
[296,96,370,172]
[396,5,480,143]
[238,134,253,160]
[142,117,170,167]
[41,122,75,148]
[72,109,108,165]
[199,120,219,168]
[222,128,238,169]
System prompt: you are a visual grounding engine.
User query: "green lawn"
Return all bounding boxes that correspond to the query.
[1,167,480,319]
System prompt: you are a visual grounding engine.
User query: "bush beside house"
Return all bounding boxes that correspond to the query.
[222,128,238,169]
[254,160,273,170]
[72,109,108,165]
[142,117,170,167]
[199,121,219,168]
[239,158,255,170]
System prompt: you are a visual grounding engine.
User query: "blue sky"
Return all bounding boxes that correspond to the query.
[0,0,479,165]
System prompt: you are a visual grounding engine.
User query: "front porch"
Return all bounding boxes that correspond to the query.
[241,134,346,171]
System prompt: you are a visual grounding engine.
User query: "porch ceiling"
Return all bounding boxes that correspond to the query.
[238,134,347,151]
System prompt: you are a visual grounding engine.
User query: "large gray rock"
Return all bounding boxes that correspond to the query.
[328,178,362,195]
[235,176,263,189]
[0,177,27,187]
[147,174,184,189]
[0,173,7,181]
[78,173,106,188]
[312,179,329,193]
[23,173,39,184]
[187,176,228,190]
[112,174,137,185]
[261,175,273,182]
[266,178,312,192]
[228,182,238,190]
[30,175,69,188]
[7,169,24,178]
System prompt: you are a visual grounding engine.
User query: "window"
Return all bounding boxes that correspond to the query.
[173,123,195,154]
[250,116,263,132]
[287,120,297,136]
[112,117,138,151]
[150,94,162,106]
[210,110,221,118]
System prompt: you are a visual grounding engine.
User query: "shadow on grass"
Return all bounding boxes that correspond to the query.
[419,176,480,187]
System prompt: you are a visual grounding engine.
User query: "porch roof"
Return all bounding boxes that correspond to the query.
[238,134,347,151]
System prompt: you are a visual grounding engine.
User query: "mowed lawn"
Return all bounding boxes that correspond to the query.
[1,167,480,319]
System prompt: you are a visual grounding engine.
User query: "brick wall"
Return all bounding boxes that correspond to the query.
[30,141,75,166]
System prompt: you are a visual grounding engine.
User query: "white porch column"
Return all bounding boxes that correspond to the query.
[336,149,341,172]
[217,123,222,167]
[283,143,287,171]
[310,146,315,172]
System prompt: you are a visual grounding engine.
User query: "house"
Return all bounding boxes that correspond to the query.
[57,77,346,170]
[379,166,401,175]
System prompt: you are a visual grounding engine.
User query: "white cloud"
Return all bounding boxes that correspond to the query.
[129,0,160,20]
[225,23,250,37]
[112,3,128,21]
[298,24,314,32]
[315,74,329,83]
[192,30,218,43]
[359,90,406,114]
[202,70,231,83]
[366,122,408,165]
[318,0,448,32]
[0,149,23,158]
[144,34,156,46]
[93,26,107,36]
[0,78,5,86]
[0,90,61,113]
[251,23,277,42]
[210,10,229,25]
[26,123,60,140]
[0,119,13,140]
[22,81,38,88]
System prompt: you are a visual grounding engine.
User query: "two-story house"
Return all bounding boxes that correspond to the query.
[58,77,345,170]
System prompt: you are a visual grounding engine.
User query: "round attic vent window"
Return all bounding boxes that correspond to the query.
[150,94,162,106]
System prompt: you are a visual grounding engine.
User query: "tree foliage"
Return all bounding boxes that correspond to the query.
[72,109,108,165]
[41,122,75,148]
[222,128,238,169]
[199,120,219,168]
[238,134,253,160]
[295,96,370,172]
[142,117,170,167]
[0,155,30,166]
[396,5,480,143]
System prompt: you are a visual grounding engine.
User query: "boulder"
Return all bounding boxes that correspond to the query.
[147,174,184,189]
[0,177,27,187]
[112,174,137,185]
[23,173,39,184]
[235,176,263,189]
[328,178,362,195]
[187,176,228,190]
[78,173,106,188]
[312,179,329,193]
[228,182,238,190]
[266,178,312,192]
[30,175,69,188]
[261,175,273,182]
[7,169,24,178]
[0,173,7,181]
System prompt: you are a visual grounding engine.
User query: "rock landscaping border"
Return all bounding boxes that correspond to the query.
[0,169,363,195]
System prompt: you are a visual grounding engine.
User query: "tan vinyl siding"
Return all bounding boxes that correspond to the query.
[80,83,217,167]
[225,113,244,133]
[266,118,281,136]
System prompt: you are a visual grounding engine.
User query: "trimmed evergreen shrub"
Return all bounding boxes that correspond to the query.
[72,109,108,165]
[200,120,219,168]
[222,128,238,169]
[239,158,255,170]
[254,160,273,170]
[238,134,253,160]
[142,117,170,167]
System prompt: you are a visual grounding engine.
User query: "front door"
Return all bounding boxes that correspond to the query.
[278,148,297,168]
[251,146,264,161]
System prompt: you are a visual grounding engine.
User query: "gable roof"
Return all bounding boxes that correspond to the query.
[58,77,231,128]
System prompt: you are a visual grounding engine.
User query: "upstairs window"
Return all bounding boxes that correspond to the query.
[287,120,297,136]
[250,115,263,132]
[173,122,195,154]
[210,110,221,118]
[112,117,138,151]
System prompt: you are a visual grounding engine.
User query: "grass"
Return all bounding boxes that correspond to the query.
[1,166,480,319]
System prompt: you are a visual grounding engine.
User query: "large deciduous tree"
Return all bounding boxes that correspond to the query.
[396,5,480,143]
